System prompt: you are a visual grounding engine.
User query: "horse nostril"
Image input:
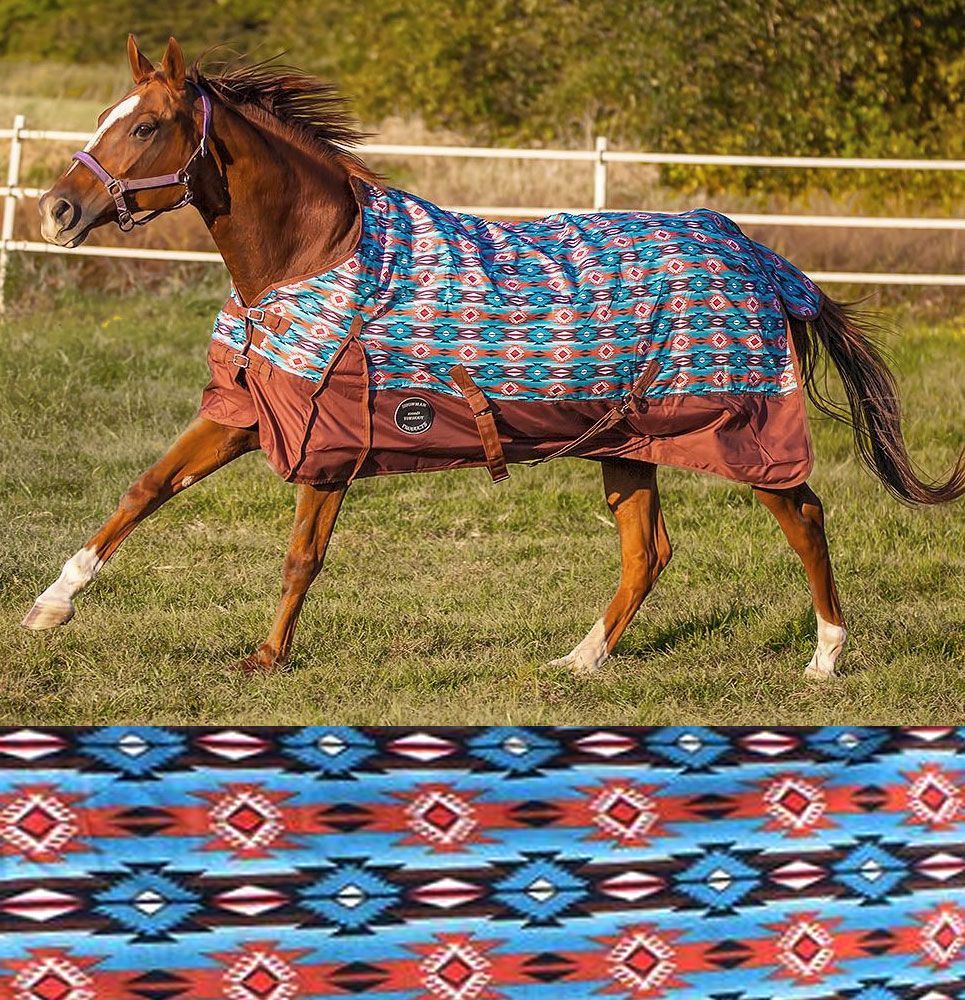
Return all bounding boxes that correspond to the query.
[51,198,75,226]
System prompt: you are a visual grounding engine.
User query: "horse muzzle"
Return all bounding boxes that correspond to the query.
[38,188,96,247]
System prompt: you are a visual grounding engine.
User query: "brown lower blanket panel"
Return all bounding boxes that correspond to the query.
[200,336,813,489]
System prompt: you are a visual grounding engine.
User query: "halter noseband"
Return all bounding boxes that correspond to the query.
[71,82,212,232]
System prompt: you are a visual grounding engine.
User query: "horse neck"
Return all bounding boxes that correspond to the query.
[197,102,361,305]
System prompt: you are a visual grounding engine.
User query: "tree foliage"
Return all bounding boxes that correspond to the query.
[1,0,959,194]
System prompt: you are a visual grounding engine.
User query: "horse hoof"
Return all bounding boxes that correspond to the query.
[235,647,286,673]
[548,651,605,675]
[21,599,75,630]
[803,655,834,681]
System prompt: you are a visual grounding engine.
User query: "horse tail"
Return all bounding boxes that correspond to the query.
[789,295,965,505]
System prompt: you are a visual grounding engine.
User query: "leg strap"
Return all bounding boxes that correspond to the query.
[526,360,662,466]
[450,364,510,483]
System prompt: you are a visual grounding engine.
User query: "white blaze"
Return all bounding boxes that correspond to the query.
[66,93,142,175]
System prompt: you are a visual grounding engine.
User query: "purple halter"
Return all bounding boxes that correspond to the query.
[71,81,212,232]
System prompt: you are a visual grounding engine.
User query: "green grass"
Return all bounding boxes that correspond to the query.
[0,292,962,724]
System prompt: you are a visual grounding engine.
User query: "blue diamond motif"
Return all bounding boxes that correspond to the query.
[494,856,586,924]
[646,727,729,769]
[281,727,375,775]
[851,988,900,1000]
[95,868,199,938]
[469,727,558,773]
[676,849,759,911]
[834,842,906,901]
[807,727,888,762]
[300,862,399,932]
[79,726,185,777]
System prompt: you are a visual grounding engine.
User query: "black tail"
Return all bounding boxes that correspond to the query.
[790,295,965,505]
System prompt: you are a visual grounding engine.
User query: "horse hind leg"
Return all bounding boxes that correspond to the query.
[550,460,672,673]
[753,482,847,678]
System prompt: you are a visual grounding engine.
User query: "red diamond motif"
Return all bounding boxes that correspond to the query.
[228,805,266,836]
[922,783,949,812]
[424,802,460,833]
[18,806,58,840]
[437,956,473,988]
[608,929,677,993]
[777,919,835,980]
[406,790,477,849]
[793,933,821,962]
[625,944,658,977]
[921,907,965,966]
[935,921,956,951]
[421,941,491,1000]
[607,798,641,826]
[31,975,71,1000]
[243,966,281,998]
[764,778,826,833]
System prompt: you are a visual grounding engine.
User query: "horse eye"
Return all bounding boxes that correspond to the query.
[132,122,156,139]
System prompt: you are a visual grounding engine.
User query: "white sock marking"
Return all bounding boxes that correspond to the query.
[36,546,103,608]
[550,617,609,673]
[804,611,848,679]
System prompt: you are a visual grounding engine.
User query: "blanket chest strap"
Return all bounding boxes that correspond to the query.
[449,365,510,484]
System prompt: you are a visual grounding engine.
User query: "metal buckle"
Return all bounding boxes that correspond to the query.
[116,212,134,232]
[106,179,124,196]
[246,308,265,323]
[231,353,250,369]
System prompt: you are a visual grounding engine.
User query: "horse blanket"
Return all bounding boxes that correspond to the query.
[200,184,821,487]
[1,726,964,1000]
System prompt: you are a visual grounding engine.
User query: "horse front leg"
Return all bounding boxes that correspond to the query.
[238,482,347,672]
[22,417,258,630]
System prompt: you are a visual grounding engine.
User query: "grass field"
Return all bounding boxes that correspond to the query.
[0,291,962,725]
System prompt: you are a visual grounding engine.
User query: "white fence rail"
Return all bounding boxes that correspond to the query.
[1,118,962,311]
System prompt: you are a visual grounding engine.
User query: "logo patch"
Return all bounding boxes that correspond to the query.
[394,398,434,435]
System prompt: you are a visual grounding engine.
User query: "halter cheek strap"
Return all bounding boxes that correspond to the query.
[71,81,212,232]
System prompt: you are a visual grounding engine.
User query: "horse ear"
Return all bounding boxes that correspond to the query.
[127,34,154,84]
[160,36,186,88]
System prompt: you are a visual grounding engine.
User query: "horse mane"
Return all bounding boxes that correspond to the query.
[189,54,381,184]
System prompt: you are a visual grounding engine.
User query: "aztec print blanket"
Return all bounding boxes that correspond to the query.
[1,726,963,1000]
[200,185,820,486]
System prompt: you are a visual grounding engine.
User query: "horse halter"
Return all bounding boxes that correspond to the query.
[71,82,212,232]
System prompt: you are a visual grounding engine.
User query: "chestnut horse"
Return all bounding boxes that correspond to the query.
[26,36,963,677]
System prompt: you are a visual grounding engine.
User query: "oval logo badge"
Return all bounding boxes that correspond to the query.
[394,397,434,435]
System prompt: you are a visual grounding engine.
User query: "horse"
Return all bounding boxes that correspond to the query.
[26,36,964,678]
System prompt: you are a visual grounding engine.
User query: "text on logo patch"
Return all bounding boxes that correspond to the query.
[394,397,434,434]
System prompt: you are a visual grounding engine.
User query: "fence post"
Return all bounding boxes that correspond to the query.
[0,114,26,315]
[593,135,608,211]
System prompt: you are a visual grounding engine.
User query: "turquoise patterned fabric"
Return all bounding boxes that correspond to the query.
[212,185,821,402]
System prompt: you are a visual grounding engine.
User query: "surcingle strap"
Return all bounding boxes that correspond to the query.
[450,365,510,484]
[527,360,662,466]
